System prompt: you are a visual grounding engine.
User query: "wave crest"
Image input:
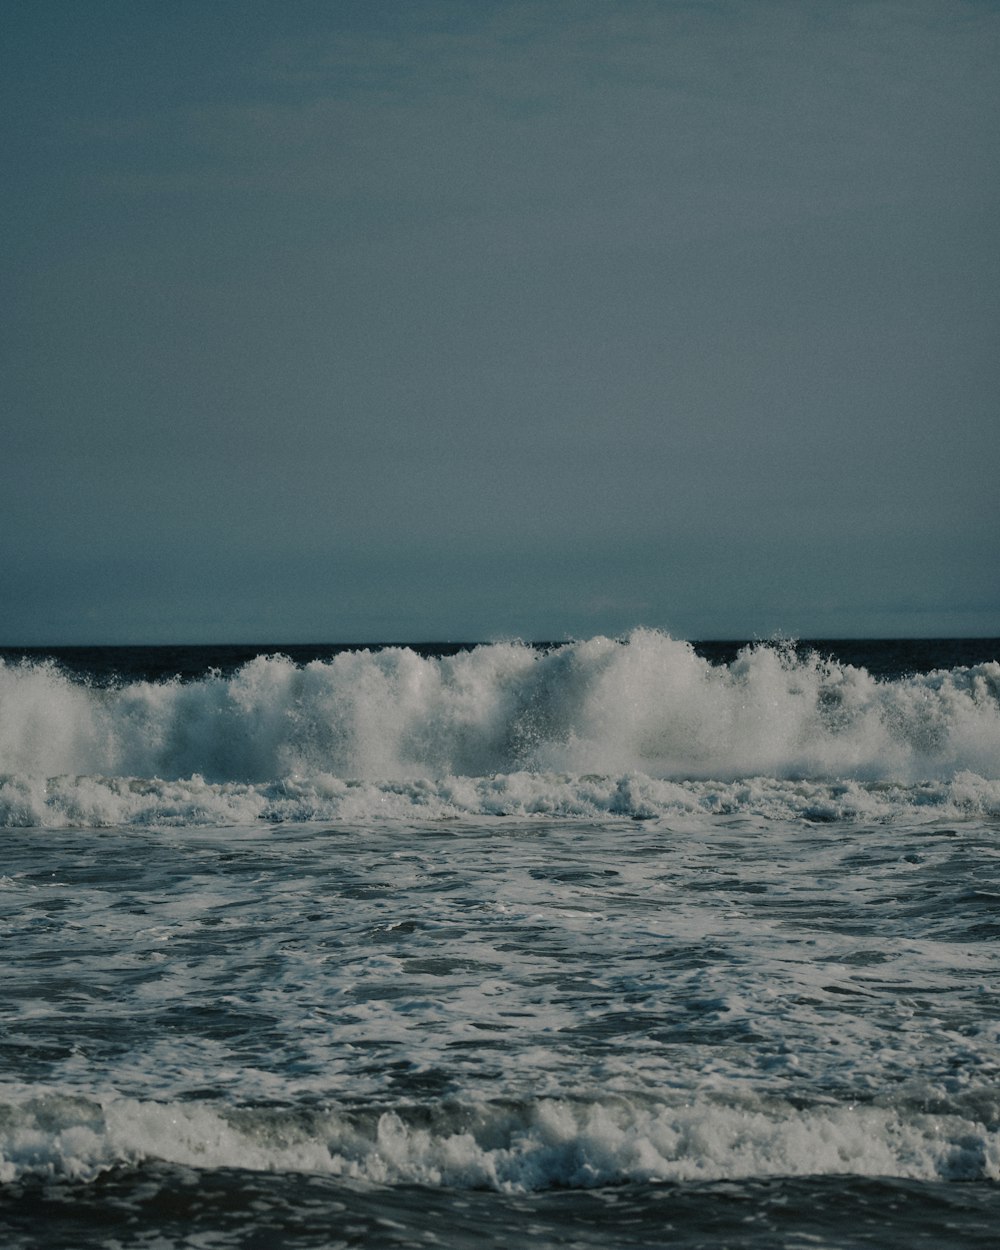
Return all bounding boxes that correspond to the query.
[1,633,998,828]
[2,1090,997,1190]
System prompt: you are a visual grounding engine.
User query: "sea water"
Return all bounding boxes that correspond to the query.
[1,631,998,1247]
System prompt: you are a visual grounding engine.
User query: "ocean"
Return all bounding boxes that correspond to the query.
[1,630,998,1248]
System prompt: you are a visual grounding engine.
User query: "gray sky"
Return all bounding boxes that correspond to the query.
[3,0,998,643]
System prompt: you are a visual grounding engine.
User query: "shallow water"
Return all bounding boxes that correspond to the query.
[2,814,999,1247]
[1,635,998,1245]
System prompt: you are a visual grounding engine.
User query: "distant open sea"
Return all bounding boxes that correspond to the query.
[1,632,998,1248]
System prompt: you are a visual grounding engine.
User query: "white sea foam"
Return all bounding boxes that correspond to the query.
[1,768,999,828]
[1,1090,997,1191]
[1,633,998,828]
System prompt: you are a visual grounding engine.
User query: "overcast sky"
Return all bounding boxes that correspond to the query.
[3,0,998,643]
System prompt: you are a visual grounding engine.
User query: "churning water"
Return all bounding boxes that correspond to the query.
[1,633,998,1247]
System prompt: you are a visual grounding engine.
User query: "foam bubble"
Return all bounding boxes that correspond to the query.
[2,768,998,829]
[2,1090,997,1190]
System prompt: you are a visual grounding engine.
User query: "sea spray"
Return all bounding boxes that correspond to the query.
[1,633,998,831]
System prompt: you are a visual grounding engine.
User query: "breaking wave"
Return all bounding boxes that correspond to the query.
[2,631,998,827]
[3,1090,998,1191]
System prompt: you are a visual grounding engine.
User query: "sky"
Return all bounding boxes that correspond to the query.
[2,0,998,643]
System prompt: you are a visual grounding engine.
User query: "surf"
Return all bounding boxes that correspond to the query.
[1,631,998,827]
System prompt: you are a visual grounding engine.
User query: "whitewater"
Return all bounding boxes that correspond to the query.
[1,631,999,1248]
[2,630,999,827]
